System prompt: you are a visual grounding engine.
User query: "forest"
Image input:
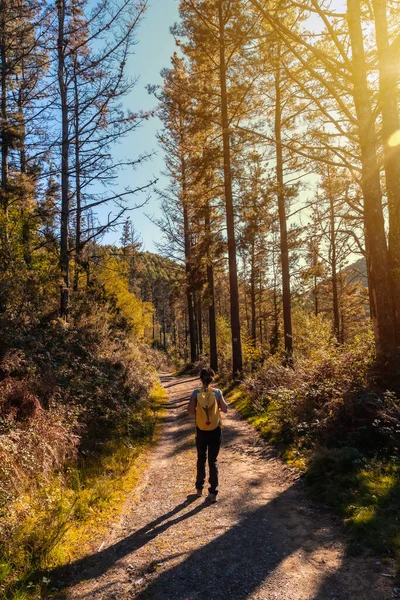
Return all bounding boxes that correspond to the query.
[0,0,400,598]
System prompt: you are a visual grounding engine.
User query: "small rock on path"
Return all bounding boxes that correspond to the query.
[61,374,394,600]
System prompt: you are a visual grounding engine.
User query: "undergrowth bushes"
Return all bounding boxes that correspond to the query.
[243,322,386,453]
[0,290,167,599]
[233,313,400,567]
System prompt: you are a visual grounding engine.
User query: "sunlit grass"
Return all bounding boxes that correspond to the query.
[343,462,400,560]
[227,386,290,449]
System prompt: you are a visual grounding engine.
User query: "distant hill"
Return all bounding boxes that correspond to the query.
[137,251,184,283]
[344,256,367,288]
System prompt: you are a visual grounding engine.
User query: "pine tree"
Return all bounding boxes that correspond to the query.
[249,0,398,361]
[155,54,198,363]
[174,0,262,375]
[237,151,272,347]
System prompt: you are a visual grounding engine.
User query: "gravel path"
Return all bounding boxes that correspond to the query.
[58,374,395,600]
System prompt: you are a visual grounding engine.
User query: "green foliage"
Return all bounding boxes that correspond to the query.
[0,261,168,598]
[138,252,183,284]
[215,316,262,375]
[292,307,338,364]
[305,453,400,561]
[216,315,231,373]
[230,313,400,566]
[95,255,154,339]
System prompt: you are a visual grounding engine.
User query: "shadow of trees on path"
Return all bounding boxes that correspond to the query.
[51,496,209,589]
[131,483,386,600]
[49,376,389,600]
[160,375,198,390]
[50,485,387,600]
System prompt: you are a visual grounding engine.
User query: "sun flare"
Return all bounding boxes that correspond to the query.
[388,130,400,147]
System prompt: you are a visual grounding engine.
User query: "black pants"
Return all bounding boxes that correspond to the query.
[195,425,222,495]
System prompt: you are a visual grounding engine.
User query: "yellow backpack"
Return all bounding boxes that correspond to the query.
[196,387,220,431]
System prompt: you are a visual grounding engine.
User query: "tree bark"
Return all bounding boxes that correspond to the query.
[187,289,197,362]
[274,40,293,361]
[250,240,257,345]
[207,262,218,372]
[182,153,198,363]
[184,309,188,363]
[372,0,400,345]
[0,0,9,245]
[339,271,345,344]
[18,77,31,268]
[205,198,218,372]
[270,247,279,354]
[217,0,243,377]
[271,282,279,355]
[328,180,340,341]
[57,0,70,318]
[347,0,395,358]
[73,56,82,292]
[196,292,203,355]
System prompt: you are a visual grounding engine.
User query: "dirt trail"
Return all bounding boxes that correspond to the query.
[59,374,395,600]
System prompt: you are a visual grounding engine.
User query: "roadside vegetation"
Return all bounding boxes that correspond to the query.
[0,250,170,600]
[225,312,400,569]
[1,0,400,595]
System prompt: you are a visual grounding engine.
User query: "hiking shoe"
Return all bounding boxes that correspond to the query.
[196,488,202,497]
[206,493,217,503]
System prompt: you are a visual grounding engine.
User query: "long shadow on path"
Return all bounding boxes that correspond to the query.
[132,483,387,600]
[50,484,387,600]
[50,496,209,589]
[160,376,198,390]
[51,376,388,599]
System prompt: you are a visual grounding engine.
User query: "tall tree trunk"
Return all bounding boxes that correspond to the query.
[207,262,218,372]
[182,154,197,363]
[250,241,257,345]
[57,0,70,318]
[18,78,31,268]
[217,0,243,377]
[271,283,279,355]
[339,271,345,344]
[328,179,340,341]
[0,0,9,245]
[242,255,250,332]
[163,305,166,347]
[196,292,203,355]
[258,271,263,345]
[73,57,82,292]
[187,289,197,363]
[184,309,188,363]
[372,0,400,346]
[347,0,395,359]
[274,40,293,362]
[270,247,279,354]
[205,199,218,371]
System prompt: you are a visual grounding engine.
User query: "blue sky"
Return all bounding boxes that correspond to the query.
[98,0,179,251]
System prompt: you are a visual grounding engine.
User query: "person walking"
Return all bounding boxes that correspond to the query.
[187,368,228,502]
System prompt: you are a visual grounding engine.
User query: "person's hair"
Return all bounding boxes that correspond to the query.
[200,368,215,386]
